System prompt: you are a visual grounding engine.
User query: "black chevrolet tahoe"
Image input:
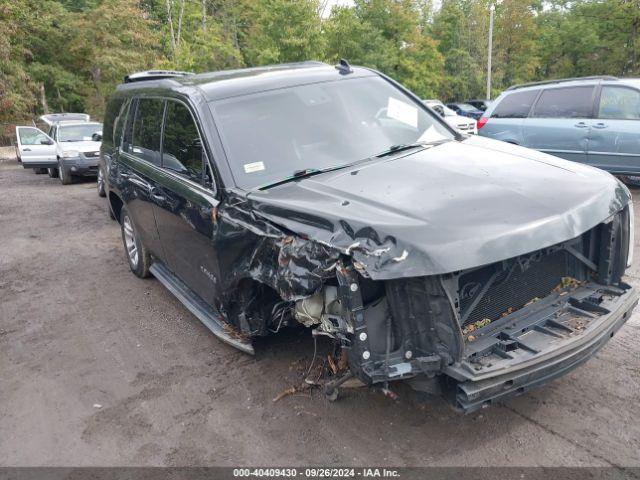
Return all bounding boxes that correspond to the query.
[100,62,637,412]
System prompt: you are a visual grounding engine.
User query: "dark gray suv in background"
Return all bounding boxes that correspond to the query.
[101,63,637,411]
[479,76,640,174]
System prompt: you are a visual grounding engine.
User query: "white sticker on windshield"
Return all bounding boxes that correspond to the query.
[244,161,265,173]
[387,97,418,128]
[417,125,448,143]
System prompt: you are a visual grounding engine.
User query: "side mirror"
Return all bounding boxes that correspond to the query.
[40,139,54,145]
[92,133,103,142]
[434,106,445,118]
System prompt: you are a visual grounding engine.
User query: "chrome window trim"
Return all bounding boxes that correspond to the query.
[120,94,218,198]
[119,149,217,202]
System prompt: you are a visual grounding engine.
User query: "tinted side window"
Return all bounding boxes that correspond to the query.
[113,99,130,149]
[532,86,594,118]
[598,86,640,120]
[162,101,203,183]
[102,96,124,148]
[491,90,538,118]
[122,100,135,151]
[130,98,164,165]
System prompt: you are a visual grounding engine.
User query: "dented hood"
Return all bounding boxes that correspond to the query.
[245,136,630,279]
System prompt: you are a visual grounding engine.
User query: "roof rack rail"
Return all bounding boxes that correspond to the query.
[124,70,195,83]
[506,75,619,91]
[38,113,90,125]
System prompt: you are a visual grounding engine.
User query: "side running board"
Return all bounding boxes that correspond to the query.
[150,262,255,355]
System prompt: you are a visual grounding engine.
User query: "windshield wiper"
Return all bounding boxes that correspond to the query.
[259,164,353,190]
[375,139,453,158]
[375,143,426,158]
[257,140,448,191]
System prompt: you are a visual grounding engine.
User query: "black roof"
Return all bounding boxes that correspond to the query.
[117,62,377,101]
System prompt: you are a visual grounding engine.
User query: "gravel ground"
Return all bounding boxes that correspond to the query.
[1,154,640,468]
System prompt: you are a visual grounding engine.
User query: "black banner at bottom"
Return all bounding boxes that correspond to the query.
[0,467,639,480]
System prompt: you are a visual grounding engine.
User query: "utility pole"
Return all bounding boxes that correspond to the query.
[487,4,494,100]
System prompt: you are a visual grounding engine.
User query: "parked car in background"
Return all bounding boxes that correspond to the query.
[103,63,636,412]
[423,100,477,134]
[446,102,484,120]
[478,76,640,175]
[466,99,493,112]
[14,126,56,173]
[15,113,93,174]
[47,121,103,184]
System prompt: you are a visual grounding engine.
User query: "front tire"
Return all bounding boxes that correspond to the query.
[97,167,106,197]
[58,161,73,185]
[48,167,59,178]
[120,206,151,278]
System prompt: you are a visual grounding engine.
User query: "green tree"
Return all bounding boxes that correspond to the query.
[67,0,161,117]
[324,0,443,98]
[155,0,242,71]
[493,0,539,89]
[241,0,325,65]
[0,1,37,122]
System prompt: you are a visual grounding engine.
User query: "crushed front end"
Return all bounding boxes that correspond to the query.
[291,204,637,411]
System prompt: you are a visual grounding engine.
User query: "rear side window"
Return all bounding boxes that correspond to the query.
[491,90,538,118]
[532,86,594,118]
[129,98,164,165]
[102,97,124,148]
[162,101,203,183]
[598,86,640,120]
[113,99,131,149]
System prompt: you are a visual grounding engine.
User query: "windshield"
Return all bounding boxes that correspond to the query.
[58,123,102,142]
[211,76,454,189]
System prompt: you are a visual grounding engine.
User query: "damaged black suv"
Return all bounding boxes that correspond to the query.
[102,62,637,412]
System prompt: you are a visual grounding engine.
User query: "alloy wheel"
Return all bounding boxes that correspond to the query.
[123,215,138,267]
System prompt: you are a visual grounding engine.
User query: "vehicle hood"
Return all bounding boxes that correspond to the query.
[58,141,101,153]
[244,135,630,280]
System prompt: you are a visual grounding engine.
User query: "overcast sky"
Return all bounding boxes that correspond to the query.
[320,0,353,18]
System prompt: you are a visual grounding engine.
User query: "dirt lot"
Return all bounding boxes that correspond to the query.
[1,150,640,468]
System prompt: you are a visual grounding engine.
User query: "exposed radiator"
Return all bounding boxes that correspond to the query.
[458,248,570,326]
